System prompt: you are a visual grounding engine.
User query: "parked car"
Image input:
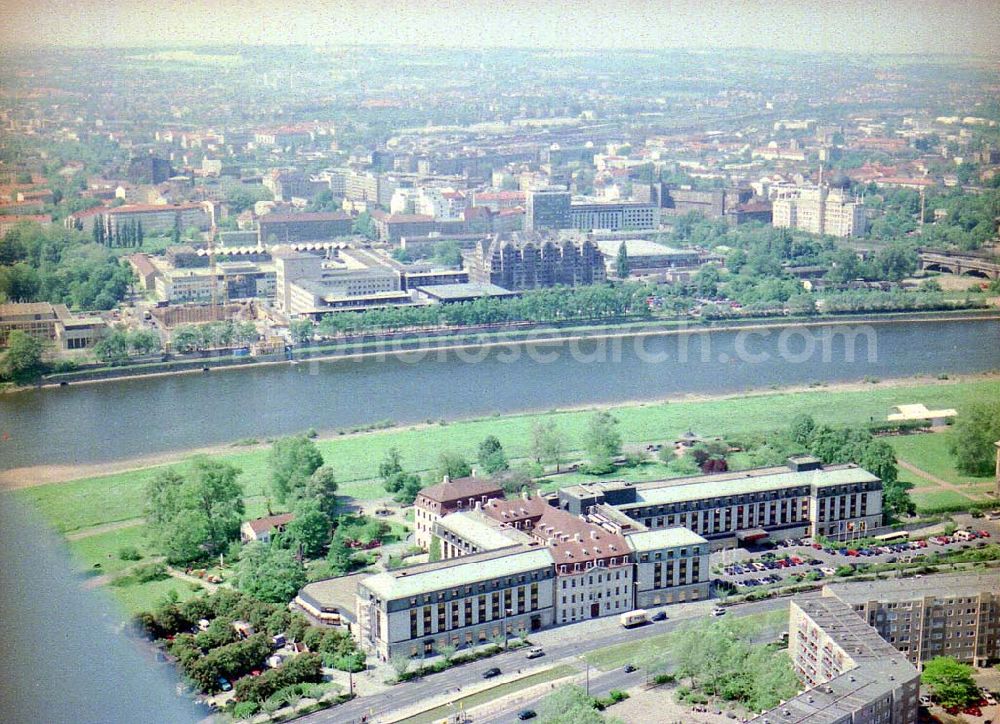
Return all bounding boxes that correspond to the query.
[482,667,502,679]
[713,607,727,616]
[624,664,638,673]
[651,611,667,621]
[518,710,537,720]
[526,648,545,659]
[217,677,232,692]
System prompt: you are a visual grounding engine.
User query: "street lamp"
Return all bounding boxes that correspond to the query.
[578,655,590,696]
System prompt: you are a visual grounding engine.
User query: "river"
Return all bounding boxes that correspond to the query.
[1,317,998,471]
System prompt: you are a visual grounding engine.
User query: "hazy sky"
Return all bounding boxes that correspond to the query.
[2,0,999,55]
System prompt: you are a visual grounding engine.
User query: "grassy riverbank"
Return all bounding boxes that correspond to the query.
[10,375,1000,537]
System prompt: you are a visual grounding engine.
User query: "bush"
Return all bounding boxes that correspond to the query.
[653,673,676,685]
[111,562,169,587]
[118,546,142,561]
[231,701,260,720]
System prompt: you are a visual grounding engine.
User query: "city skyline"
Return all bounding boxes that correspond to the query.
[2,0,999,56]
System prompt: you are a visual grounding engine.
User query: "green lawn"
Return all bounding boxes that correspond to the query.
[67,524,151,576]
[887,432,994,488]
[909,488,973,511]
[15,378,1000,536]
[111,576,200,615]
[583,609,786,671]
[396,664,578,724]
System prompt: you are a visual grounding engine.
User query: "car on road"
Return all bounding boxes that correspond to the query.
[651,611,667,621]
[624,664,638,673]
[482,667,502,679]
[518,710,537,720]
[713,607,727,616]
[526,648,545,659]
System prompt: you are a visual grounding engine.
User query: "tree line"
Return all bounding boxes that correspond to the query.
[92,217,145,248]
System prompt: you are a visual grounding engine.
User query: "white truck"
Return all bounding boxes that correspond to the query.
[619,609,648,628]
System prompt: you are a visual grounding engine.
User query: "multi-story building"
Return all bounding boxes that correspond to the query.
[102,203,212,236]
[752,596,920,723]
[627,527,710,609]
[568,201,659,232]
[557,457,884,547]
[773,186,866,237]
[413,476,505,550]
[0,302,106,351]
[525,189,571,231]
[593,238,701,276]
[825,573,1000,667]
[465,232,606,290]
[258,212,353,244]
[355,544,557,661]
[0,214,52,237]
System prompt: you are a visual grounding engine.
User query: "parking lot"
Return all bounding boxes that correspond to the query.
[710,529,993,592]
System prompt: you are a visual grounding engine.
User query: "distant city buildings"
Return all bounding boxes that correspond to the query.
[0,301,106,351]
[465,232,606,289]
[772,185,866,237]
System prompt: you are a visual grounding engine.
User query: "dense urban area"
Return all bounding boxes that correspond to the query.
[1,41,1000,724]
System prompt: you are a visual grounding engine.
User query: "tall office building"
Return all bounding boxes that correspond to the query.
[525,188,571,232]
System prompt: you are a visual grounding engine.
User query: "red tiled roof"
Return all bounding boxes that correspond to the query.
[107,203,204,214]
[244,513,295,536]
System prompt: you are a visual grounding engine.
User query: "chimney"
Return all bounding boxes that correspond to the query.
[442,474,450,484]
[590,530,599,540]
[522,489,531,500]
[574,533,582,542]
[474,500,482,511]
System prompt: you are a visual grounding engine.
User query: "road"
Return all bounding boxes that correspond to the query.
[300,596,793,724]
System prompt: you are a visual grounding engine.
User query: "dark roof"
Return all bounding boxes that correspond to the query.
[259,212,351,223]
[418,476,504,505]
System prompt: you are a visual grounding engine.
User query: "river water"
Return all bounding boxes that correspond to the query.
[1,318,997,471]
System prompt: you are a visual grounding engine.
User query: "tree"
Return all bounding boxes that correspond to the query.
[950,400,1000,476]
[145,458,245,564]
[326,535,353,576]
[352,211,376,240]
[921,657,979,708]
[269,435,324,504]
[388,653,411,682]
[615,242,629,279]
[0,330,46,384]
[431,240,463,268]
[531,419,567,471]
[284,499,331,558]
[378,447,404,484]
[583,411,622,473]
[290,465,338,522]
[477,435,509,475]
[434,451,472,481]
[289,319,314,345]
[236,541,307,604]
[788,414,816,446]
[537,684,603,724]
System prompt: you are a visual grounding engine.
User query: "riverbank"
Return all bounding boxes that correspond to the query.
[16,308,1000,392]
[4,369,999,491]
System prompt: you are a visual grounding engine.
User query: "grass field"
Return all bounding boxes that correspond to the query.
[396,664,578,724]
[16,379,1000,539]
[113,577,200,615]
[886,432,994,489]
[583,609,787,672]
[909,489,973,510]
[67,525,151,576]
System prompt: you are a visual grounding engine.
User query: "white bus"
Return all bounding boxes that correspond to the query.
[620,609,648,628]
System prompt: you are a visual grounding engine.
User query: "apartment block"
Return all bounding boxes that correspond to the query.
[825,573,1000,667]
[753,596,920,723]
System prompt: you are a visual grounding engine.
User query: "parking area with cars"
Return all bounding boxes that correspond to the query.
[710,529,993,593]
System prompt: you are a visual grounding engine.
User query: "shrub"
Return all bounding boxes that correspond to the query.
[118,546,142,561]
[231,701,260,720]
[111,562,169,587]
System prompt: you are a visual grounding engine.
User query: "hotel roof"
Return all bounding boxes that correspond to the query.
[626,527,708,552]
[436,510,533,551]
[359,545,553,600]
